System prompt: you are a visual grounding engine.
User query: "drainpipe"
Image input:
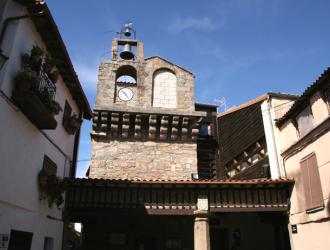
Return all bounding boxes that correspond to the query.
[70,111,83,179]
[261,97,282,179]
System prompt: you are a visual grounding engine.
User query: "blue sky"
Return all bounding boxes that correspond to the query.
[46,0,330,177]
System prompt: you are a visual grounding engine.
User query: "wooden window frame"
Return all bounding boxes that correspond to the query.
[299,152,324,213]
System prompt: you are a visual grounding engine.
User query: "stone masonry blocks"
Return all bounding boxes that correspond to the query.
[89,140,198,180]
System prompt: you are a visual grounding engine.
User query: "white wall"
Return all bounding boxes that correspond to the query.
[0,1,82,249]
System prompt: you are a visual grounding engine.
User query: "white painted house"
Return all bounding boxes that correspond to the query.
[0,1,91,249]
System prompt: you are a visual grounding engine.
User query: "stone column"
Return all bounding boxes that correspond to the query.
[194,196,210,250]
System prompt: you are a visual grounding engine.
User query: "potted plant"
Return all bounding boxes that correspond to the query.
[38,171,68,208]
[31,45,44,61]
[43,55,54,73]
[13,69,38,92]
[50,100,63,115]
[38,170,49,186]
[30,45,44,72]
[64,113,82,134]
[38,90,62,115]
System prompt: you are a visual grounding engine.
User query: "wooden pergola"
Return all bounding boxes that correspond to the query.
[66,178,294,218]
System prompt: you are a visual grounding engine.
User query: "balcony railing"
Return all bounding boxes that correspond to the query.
[12,67,58,130]
[38,69,56,99]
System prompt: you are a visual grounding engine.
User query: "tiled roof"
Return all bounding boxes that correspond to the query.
[276,67,330,127]
[145,56,195,76]
[71,177,293,185]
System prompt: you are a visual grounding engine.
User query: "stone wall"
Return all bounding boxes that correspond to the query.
[95,54,195,111]
[89,140,198,180]
[153,69,177,108]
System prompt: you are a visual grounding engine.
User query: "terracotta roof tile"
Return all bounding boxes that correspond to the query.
[276,67,330,127]
[72,177,294,185]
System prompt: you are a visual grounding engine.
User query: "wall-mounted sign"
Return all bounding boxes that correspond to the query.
[0,234,9,249]
[291,224,298,234]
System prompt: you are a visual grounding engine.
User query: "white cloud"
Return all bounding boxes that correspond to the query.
[167,17,222,33]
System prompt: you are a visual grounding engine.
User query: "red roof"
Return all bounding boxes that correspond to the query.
[72,177,294,185]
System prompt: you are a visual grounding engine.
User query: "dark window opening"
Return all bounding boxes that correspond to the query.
[42,155,57,176]
[8,230,33,250]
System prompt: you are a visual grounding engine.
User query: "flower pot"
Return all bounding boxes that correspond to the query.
[42,63,53,73]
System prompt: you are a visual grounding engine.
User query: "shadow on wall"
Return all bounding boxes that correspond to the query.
[327,193,330,214]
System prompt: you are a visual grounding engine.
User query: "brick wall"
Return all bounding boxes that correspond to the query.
[89,140,197,180]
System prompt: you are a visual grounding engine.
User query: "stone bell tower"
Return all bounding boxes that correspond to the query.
[89,23,206,180]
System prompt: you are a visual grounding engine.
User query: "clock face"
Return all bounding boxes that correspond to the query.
[118,88,133,101]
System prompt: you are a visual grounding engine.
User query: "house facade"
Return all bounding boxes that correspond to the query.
[275,68,330,250]
[216,68,330,250]
[0,1,91,250]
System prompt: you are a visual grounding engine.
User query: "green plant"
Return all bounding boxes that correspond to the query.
[21,53,31,68]
[50,99,63,114]
[38,171,68,208]
[31,45,44,57]
[37,90,62,115]
[13,70,39,91]
[43,55,55,73]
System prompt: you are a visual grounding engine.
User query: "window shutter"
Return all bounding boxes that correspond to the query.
[43,155,57,176]
[300,159,312,209]
[308,154,324,209]
[62,100,72,124]
[300,153,324,211]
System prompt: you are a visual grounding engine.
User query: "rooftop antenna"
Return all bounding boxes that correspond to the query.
[214,97,227,111]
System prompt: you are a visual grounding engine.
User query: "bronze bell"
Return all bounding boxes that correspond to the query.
[124,27,131,37]
[120,43,134,60]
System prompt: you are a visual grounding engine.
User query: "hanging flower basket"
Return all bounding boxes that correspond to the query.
[38,171,68,209]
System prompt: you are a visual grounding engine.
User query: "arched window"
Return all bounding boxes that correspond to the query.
[116,65,137,84]
[152,69,177,108]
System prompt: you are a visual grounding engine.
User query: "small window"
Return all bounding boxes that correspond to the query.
[300,153,324,212]
[43,155,57,176]
[43,237,54,250]
[296,105,314,137]
[62,101,72,125]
